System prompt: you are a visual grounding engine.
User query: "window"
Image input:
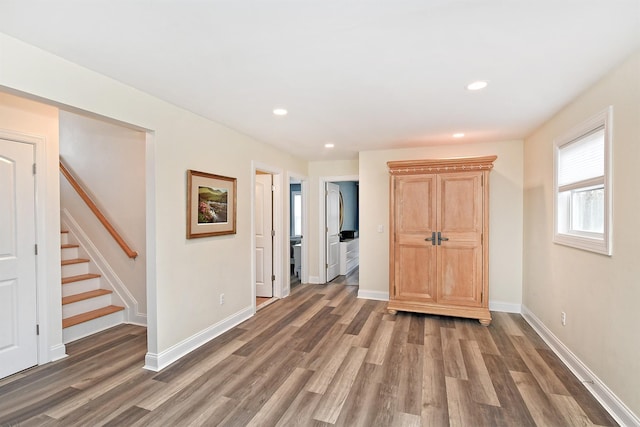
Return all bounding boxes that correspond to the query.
[292,190,302,237]
[554,106,612,255]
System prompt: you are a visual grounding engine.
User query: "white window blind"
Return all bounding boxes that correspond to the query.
[293,193,302,236]
[558,126,604,189]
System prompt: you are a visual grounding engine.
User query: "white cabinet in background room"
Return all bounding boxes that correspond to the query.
[293,243,301,277]
[339,238,359,275]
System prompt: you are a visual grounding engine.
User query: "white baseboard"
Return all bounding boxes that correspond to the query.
[49,344,68,362]
[144,306,254,372]
[489,300,521,313]
[308,276,322,284]
[357,289,389,301]
[521,305,640,427]
[127,315,147,327]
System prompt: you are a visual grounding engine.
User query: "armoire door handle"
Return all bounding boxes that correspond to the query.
[425,231,436,245]
[437,232,449,244]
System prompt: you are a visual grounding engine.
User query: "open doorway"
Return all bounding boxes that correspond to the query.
[59,110,148,342]
[319,176,359,284]
[255,171,274,303]
[252,164,284,311]
[289,176,305,291]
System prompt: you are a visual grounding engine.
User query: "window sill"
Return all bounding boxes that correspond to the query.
[553,233,611,256]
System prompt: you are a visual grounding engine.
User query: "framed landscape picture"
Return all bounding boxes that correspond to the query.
[187,169,237,238]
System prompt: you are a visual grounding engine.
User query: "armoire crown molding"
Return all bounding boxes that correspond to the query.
[387,155,498,175]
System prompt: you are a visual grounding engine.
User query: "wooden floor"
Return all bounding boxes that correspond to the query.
[0,274,617,426]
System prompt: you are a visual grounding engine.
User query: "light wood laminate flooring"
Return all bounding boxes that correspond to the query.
[0,277,617,426]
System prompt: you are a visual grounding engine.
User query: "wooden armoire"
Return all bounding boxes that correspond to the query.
[387,156,497,325]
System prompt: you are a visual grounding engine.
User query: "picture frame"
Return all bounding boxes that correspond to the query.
[187,169,237,238]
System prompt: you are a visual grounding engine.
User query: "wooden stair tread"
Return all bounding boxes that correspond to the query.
[62,289,112,305]
[63,305,124,328]
[61,230,69,233]
[61,243,79,249]
[61,258,90,266]
[62,273,101,284]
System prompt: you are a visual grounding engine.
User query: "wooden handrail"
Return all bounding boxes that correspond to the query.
[59,160,138,259]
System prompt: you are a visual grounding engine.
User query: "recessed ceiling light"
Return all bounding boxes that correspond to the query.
[273,108,288,116]
[453,133,465,138]
[324,143,334,148]
[466,81,488,91]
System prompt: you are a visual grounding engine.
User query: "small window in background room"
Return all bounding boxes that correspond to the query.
[554,106,612,255]
[292,191,302,237]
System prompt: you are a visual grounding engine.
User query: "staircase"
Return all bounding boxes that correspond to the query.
[61,230,125,343]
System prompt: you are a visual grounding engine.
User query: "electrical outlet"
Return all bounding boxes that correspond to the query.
[561,311,566,326]
[220,293,225,305]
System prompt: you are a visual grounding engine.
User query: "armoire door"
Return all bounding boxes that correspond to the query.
[392,174,437,302]
[436,171,484,307]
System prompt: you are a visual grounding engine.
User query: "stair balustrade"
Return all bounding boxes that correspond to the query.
[59,159,138,259]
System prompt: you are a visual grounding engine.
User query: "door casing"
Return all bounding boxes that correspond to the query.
[0,137,37,378]
[0,129,57,370]
[251,162,283,310]
[287,172,308,290]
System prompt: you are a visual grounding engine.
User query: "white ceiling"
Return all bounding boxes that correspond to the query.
[1,1,639,161]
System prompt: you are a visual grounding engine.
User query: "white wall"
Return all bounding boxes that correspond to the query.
[523,51,640,418]
[0,33,307,365]
[0,91,63,362]
[358,141,524,309]
[59,110,147,314]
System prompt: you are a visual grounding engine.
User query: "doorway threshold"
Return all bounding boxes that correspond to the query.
[256,297,278,311]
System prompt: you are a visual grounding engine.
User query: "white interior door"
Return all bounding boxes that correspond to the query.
[255,173,273,298]
[0,138,38,379]
[326,182,340,282]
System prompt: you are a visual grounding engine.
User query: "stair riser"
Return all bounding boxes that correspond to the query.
[62,278,100,297]
[61,246,79,261]
[61,232,69,245]
[61,262,90,278]
[63,294,113,318]
[62,310,125,344]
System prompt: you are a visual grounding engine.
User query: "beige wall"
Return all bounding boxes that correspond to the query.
[523,51,640,416]
[0,91,63,360]
[59,110,147,315]
[358,141,524,309]
[0,33,307,359]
